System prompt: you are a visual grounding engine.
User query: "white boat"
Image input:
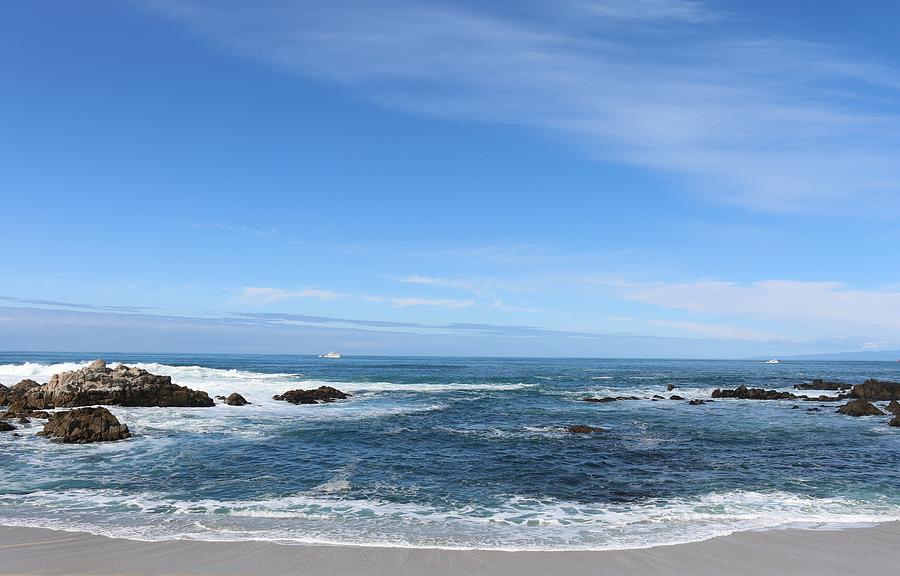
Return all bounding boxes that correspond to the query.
[765,359,780,364]
[318,351,342,359]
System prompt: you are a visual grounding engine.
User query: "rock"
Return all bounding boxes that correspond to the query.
[890,416,900,427]
[0,421,16,432]
[791,405,800,409]
[38,406,131,443]
[886,399,900,415]
[850,379,900,401]
[836,399,885,417]
[652,395,665,400]
[712,386,797,400]
[225,393,250,406]
[669,395,684,400]
[0,406,51,420]
[273,386,349,404]
[688,399,709,405]
[794,379,851,391]
[804,394,846,402]
[566,425,604,434]
[666,384,676,391]
[806,407,820,412]
[17,360,214,409]
[0,383,7,406]
[1,379,41,406]
[583,396,639,403]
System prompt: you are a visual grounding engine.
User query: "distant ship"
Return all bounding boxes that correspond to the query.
[765,359,780,364]
[318,351,342,359]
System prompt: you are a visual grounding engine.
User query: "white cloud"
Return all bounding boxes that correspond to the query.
[363,295,475,308]
[608,279,900,338]
[143,0,900,212]
[234,286,345,304]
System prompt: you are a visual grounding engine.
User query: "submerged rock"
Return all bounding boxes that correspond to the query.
[17,360,213,409]
[273,386,349,404]
[836,399,885,417]
[566,425,604,434]
[851,379,900,401]
[225,393,250,406]
[712,386,796,400]
[38,406,131,443]
[794,379,851,391]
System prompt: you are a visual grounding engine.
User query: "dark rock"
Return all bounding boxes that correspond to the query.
[17,360,213,409]
[583,396,640,403]
[273,386,349,404]
[215,395,226,400]
[567,425,604,434]
[1,379,41,406]
[794,379,851,391]
[666,384,676,391]
[0,406,51,420]
[712,386,797,400]
[806,407,820,412]
[890,416,900,427]
[669,395,684,400]
[886,399,900,415]
[0,421,16,432]
[688,399,709,405]
[225,393,250,406]
[850,379,900,401]
[38,406,131,443]
[836,399,885,417]
[791,405,800,409]
[652,395,665,400]
[17,417,29,424]
[803,394,846,402]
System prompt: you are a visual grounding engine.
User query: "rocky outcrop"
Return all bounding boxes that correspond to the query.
[850,379,900,401]
[0,421,16,432]
[273,386,349,404]
[0,384,7,406]
[38,407,131,443]
[886,399,900,416]
[583,396,640,403]
[712,386,796,400]
[0,405,51,420]
[225,393,250,406]
[1,379,41,406]
[567,425,604,434]
[794,379,851,391]
[836,400,885,417]
[17,360,213,409]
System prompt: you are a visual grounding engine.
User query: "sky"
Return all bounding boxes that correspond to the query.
[2,0,900,357]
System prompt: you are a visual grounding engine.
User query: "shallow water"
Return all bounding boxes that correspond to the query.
[1,353,898,550]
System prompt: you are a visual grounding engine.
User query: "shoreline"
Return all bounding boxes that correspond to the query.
[2,522,900,575]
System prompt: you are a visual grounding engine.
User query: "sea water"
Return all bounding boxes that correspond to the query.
[1,353,898,550]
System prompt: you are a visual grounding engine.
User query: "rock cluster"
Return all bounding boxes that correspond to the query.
[794,379,851,391]
[836,400,885,417]
[583,396,640,403]
[16,360,213,409]
[712,386,797,400]
[850,379,900,401]
[38,406,131,443]
[273,386,349,404]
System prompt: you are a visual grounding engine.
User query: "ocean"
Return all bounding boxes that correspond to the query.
[1,353,898,551]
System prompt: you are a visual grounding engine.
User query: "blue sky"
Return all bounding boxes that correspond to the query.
[2,0,900,357]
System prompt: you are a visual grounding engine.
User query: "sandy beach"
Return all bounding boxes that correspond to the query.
[1,522,899,576]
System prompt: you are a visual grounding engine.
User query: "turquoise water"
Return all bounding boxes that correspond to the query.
[1,353,898,550]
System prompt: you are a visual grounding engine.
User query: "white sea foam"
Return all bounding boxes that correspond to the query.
[1,488,897,551]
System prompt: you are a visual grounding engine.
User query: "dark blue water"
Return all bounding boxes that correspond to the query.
[1,353,898,549]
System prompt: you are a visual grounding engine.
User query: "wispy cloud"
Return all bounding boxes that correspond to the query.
[143,0,900,212]
[234,286,346,304]
[363,295,475,308]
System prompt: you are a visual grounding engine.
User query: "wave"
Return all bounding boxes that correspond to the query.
[0,489,897,551]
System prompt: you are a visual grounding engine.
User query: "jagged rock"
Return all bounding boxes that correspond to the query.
[225,393,250,406]
[583,396,640,403]
[567,425,604,434]
[886,399,900,415]
[1,379,41,406]
[0,421,16,432]
[836,400,885,417]
[712,386,797,400]
[669,395,684,400]
[38,406,131,443]
[890,416,900,427]
[794,379,851,391]
[17,360,213,409]
[273,386,349,404]
[851,379,900,401]
[0,383,7,406]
